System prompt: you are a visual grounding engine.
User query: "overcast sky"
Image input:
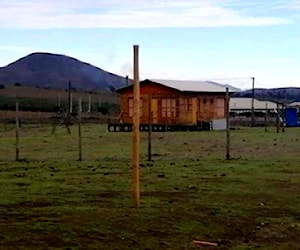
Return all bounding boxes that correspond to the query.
[1,0,300,89]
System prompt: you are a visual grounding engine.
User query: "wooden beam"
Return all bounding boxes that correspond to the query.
[193,240,218,247]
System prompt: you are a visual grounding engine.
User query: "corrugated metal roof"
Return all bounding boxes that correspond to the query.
[230,98,278,110]
[147,79,238,93]
[287,102,300,107]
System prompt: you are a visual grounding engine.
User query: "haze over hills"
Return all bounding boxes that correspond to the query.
[233,87,300,103]
[0,52,129,91]
[0,52,299,103]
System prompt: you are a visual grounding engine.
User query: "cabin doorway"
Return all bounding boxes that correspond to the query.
[151,98,158,124]
[192,97,197,124]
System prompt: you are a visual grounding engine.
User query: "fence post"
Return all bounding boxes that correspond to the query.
[15,102,20,161]
[264,103,268,132]
[88,94,91,113]
[147,94,152,161]
[281,104,285,133]
[276,102,280,133]
[226,88,230,160]
[78,98,82,161]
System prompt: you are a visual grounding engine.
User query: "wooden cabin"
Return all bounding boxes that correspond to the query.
[109,79,234,131]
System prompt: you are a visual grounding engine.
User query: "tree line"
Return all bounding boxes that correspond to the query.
[0,96,119,115]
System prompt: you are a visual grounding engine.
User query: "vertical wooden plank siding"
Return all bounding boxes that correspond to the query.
[118,83,228,125]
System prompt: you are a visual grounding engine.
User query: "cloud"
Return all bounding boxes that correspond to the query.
[0,0,292,29]
[264,0,300,10]
[119,62,133,78]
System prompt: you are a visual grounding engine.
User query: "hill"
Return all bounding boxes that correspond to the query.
[0,52,129,91]
[233,87,300,104]
[1,52,299,104]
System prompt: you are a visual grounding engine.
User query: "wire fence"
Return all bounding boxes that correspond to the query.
[0,116,299,163]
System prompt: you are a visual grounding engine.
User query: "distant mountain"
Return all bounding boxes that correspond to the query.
[210,81,241,92]
[233,87,300,104]
[0,52,129,91]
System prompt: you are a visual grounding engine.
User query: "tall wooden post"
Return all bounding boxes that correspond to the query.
[132,45,140,208]
[147,94,152,161]
[15,102,20,161]
[78,98,82,161]
[226,88,230,160]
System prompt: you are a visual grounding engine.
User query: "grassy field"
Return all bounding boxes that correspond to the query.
[0,124,299,249]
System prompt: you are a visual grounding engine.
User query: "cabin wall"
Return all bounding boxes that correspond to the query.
[178,95,226,124]
[119,83,180,124]
[118,83,227,125]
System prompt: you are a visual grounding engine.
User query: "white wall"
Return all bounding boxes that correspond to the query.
[212,118,226,130]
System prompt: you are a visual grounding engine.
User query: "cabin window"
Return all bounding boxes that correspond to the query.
[161,98,177,118]
[210,98,214,104]
[128,98,143,117]
[181,98,193,112]
[216,98,225,117]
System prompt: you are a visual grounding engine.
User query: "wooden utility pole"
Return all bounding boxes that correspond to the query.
[225,88,230,160]
[132,45,140,208]
[15,102,20,161]
[78,98,82,161]
[251,77,255,127]
[147,95,152,161]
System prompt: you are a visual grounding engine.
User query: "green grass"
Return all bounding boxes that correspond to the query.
[0,124,299,249]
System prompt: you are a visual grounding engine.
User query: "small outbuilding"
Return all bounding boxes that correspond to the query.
[284,107,299,127]
[230,98,279,116]
[109,79,235,131]
[229,97,282,126]
[287,102,300,108]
